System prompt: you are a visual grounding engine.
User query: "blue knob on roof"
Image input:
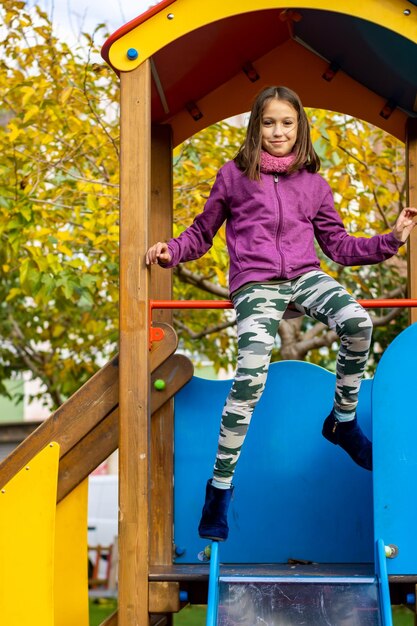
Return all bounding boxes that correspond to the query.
[127,48,138,60]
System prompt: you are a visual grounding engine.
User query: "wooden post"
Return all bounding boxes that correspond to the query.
[406,118,417,324]
[150,124,174,567]
[119,61,151,625]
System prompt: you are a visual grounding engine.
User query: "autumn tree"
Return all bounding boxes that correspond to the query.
[0,0,408,408]
[0,0,119,406]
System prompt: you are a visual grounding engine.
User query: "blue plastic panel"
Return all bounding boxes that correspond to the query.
[174,361,373,564]
[373,323,417,575]
[217,577,381,625]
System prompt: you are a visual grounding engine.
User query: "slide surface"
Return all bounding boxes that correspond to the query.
[216,573,382,625]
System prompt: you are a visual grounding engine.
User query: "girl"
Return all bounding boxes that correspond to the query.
[146,86,417,542]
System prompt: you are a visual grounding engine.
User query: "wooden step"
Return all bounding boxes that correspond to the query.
[149,562,376,581]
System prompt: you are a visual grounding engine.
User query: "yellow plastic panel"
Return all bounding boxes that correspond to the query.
[54,480,89,626]
[108,0,417,72]
[0,443,60,626]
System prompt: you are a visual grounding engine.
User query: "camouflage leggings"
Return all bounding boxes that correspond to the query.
[213,270,373,484]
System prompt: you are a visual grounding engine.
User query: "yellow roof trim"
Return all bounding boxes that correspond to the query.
[108,0,417,73]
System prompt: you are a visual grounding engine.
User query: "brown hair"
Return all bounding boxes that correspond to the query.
[234,86,320,180]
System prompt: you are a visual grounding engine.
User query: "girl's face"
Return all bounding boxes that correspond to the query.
[261,99,298,157]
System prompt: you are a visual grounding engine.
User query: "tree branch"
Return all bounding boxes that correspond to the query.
[175,265,229,298]
[175,317,236,340]
[82,41,119,159]
[8,319,64,406]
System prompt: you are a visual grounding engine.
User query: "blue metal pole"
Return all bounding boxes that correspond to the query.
[206,541,220,626]
[376,538,393,626]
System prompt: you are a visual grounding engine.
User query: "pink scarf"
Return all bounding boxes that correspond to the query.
[260,150,296,173]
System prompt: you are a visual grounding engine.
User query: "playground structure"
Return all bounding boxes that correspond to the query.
[1,0,417,625]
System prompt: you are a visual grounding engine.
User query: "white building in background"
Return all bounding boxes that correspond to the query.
[22,372,51,421]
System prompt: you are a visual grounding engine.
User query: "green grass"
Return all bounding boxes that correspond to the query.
[174,605,206,625]
[89,598,117,626]
[88,599,412,625]
[392,605,415,626]
[181,605,412,626]
[88,599,206,626]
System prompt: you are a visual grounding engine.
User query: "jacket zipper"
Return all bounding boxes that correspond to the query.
[274,174,286,276]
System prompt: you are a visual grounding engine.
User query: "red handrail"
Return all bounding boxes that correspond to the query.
[149,298,417,346]
[150,299,233,310]
[150,298,417,310]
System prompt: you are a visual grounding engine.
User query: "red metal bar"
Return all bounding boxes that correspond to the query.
[150,298,417,311]
[357,299,417,308]
[149,298,417,346]
[150,299,233,310]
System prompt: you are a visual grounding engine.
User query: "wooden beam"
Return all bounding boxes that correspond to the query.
[150,125,173,329]
[57,408,118,502]
[150,123,175,568]
[0,323,176,491]
[100,611,118,626]
[406,118,417,323]
[149,582,180,613]
[0,356,119,489]
[118,60,152,625]
[57,354,193,503]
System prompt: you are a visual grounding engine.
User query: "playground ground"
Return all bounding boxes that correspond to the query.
[89,599,414,625]
[89,599,205,625]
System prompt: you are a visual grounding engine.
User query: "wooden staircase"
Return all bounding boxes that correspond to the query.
[0,323,193,625]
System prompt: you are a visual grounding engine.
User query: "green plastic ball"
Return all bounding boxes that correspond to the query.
[154,378,166,391]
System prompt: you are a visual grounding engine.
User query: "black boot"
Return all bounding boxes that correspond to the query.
[198,480,234,541]
[322,410,372,471]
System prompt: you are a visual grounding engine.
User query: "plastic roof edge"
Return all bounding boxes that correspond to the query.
[101,0,176,72]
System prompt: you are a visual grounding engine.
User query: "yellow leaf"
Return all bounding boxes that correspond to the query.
[346,130,362,149]
[86,195,98,211]
[4,10,16,25]
[60,87,73,105]
[52,324,66,338]
[57,244,73,256]
[84,231,97,242]
[56,231,72,241]
[359,196,371,212]
[21,86,36,107]
[327,130,338,148]
[337,174,350,192]
[23,105,39,124]
[7,123,22,142]
[213,266,226,286]
[6,288,22,302]
[344,187,357,200]
[310,126,320,143]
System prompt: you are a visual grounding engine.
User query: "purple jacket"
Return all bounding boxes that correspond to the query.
[164,160,402,295]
